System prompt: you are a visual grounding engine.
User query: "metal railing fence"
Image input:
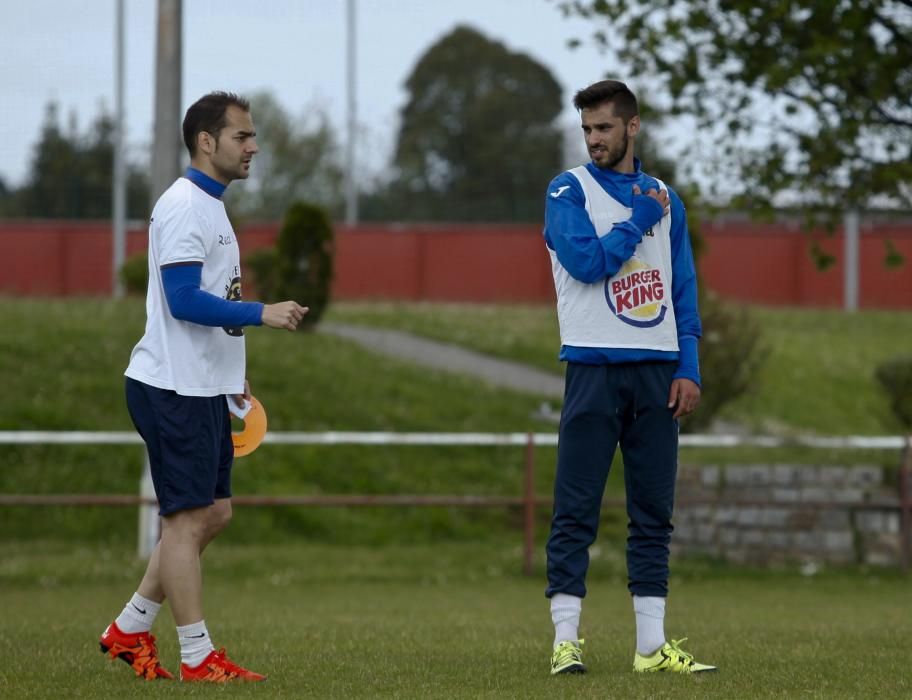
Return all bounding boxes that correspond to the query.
[1,431,909,572]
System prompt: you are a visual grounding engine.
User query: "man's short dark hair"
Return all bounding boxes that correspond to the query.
[572,80,638,123]
[182,91,250,156]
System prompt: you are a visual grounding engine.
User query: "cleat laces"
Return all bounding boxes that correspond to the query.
[131,635,166,679]
[109,632,168,679]
[664,638,696,672]
[551,639,585,673]
[199,649,239,682]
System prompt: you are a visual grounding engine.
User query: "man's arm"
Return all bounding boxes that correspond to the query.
[162,263,264,326]
[544,174,665,283]
[668,190,702,386]
[162,264,308,331]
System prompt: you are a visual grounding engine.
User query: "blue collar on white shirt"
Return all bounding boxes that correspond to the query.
[184,167,227,199]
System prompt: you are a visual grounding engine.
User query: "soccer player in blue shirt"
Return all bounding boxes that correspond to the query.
[544,80,716,676]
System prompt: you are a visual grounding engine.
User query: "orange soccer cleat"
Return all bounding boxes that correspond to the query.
[99,621,174,680]
[180,648,267,683]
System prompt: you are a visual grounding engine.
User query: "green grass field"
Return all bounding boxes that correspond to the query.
[2,540,910,699]
[2,298,911,698]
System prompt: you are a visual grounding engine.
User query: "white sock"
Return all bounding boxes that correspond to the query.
[550,593,582,647]
[633,595,666,655]
[114,592,161,634]
[177,620,216,668]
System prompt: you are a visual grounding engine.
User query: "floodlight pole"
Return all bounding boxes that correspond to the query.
[843,209,860,311]
[137,0,181,560]
[112,0,126,298]
[150,0,183,204]
[344,0,358,225]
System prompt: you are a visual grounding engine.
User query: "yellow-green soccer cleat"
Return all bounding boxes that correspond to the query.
[633,638,717,674]
[550,639,586,675]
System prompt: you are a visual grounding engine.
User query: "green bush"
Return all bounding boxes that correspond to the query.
[119,252,149,296]
[273,201,335,328]
[875,356,912,429]
[676,189,766,433]
[244,247,279,302]
[684,292,765,433]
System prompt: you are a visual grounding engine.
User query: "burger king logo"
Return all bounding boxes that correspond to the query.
[604,258,668,327]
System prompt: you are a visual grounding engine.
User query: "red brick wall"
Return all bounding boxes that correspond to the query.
[698,218,912,308]
[3,218,911,307]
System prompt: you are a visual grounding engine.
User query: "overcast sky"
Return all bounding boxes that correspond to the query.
[1,0,626,188]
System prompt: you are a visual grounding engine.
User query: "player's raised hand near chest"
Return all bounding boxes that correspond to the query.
[632,184,670,216]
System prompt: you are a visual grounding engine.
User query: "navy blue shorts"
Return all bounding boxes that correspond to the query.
[125,377,233,516]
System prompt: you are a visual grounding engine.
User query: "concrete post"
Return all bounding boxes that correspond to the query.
[149,0,183,204]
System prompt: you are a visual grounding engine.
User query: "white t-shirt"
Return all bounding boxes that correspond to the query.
[549,166,679,350]
[125,177,246,396]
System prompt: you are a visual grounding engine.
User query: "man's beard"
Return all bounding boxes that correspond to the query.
[594,131,628,169]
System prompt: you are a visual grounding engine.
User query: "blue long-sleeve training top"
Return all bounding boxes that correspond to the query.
[543,159,702,385]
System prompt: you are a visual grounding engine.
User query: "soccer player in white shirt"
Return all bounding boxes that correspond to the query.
[99,92,307,682]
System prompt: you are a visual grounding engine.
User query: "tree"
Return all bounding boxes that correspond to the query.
[558,1,912,219]
[366,25,564,222]
[224,92,344,222]
[1,102,149,219]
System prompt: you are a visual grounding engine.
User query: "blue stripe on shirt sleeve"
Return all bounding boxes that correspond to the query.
[161,263,263,327]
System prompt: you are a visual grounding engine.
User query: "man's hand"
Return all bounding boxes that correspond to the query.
[262,301,309,331]
[633,184,670,216]
[230,378,251,410]
[668,378,701,419]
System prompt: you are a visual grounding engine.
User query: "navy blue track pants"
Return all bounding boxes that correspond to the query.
[546,361,679,599]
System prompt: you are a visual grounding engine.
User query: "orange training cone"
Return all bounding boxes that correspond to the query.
[230,396,267,457]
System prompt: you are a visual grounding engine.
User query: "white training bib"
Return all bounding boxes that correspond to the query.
[549,166,679,350]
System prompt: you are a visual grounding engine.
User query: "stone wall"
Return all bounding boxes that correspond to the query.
[672,464,907,567]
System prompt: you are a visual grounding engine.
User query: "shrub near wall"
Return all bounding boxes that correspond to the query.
[276,202,334,328]
[876,356,912,430]
[248,201,334,328]
[120,252,148,295]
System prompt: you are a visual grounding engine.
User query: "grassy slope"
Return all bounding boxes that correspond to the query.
[2,298,909,543]
[0,298,553,432]
[0,298,559,543]
[328,302,912,435]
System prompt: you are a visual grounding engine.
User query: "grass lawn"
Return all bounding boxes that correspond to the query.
[1,540,909,699]
[2,299,910,698]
